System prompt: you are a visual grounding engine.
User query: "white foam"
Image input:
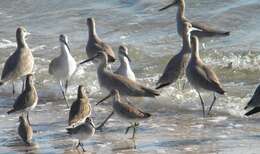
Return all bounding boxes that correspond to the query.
[31,45,46,52]
[0,39,16,49]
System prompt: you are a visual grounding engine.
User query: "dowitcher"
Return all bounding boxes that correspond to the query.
[96,89,151,138]
[66,117,95,152]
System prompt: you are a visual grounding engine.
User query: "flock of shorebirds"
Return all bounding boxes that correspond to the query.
[1,0,260,152]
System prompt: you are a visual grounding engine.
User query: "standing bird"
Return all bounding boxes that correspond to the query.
[7,74,38,124]
[159,0,230,38]
[68,85,91,127]
[96,89,151,139]
[114,45,136,81]
[244,85,260,116]
[18,115,33,145]
[0,27,34,95]
[66,117,95,152]
[79,52,159,97]
[186,36,225,117]
[80,52,158,130]
[49,34,77,108]
[86,17,116,63]
[156,22,192,89]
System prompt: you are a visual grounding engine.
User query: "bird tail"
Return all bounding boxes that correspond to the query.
[7,109,15,114]
[245,107,260,116]
[156,82,171,90]
[215,86,225,95]
[244,99,253,110]
[0,81,4,86]
[142,87,160,97]
[143,112,151,118]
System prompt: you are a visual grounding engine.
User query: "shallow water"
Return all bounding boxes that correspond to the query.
[1,0,260,153]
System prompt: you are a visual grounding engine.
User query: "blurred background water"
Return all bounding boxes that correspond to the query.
[0,0,260,153]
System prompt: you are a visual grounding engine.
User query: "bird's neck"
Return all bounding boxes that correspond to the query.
[113,93,120,103]
[17,36,28,48]
[182,33,191,53]
[119,57,130,69]
[177,0,185,20]
[78,90,87,99]
[191,44,200,60]
[97,62,107,73]
[60,43,70,57]
[25,81,33,91]
[88,24,100,41]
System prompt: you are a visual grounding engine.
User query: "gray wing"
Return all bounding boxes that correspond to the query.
[101,71,159,97]
[1,50,19,80]
[114,100,150,119]
[68,99,91,126]
[18,123,32,143]
[95,41,116,62]
[193,63,224,94]
[191,21,230,37]
[157,53,184,87]
[66,124,83,134]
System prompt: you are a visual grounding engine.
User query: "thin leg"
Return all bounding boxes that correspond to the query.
[65,80,69,94]
[177,80,181,90]
[182,80,186,90]
[96,111,114,131]
[80,143,86,152]
[197,91,206,117]
[12,82,15,96]
[207,93,217,115]
[125,124,132,135]
[27,111,31,126]
[76,140,80,149]
[132,123,138,139]
[58,80,69,108]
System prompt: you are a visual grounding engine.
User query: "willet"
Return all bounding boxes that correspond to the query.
[114,45,136,81]
[244,85,260,116]
[7,74,38,124]
[156,22,192,89]
[186,36,225,117]
[159,0,230,38]
[49,34,77,108]
[68,85,91,127]
[96,89,151,139]
[66,117,95,152]
[80,52,159,97]
[18,115,33,145]
[86,18,116,63]
[0,27,34,95]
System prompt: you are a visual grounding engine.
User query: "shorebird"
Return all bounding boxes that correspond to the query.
[68,85,91,127]
[66,117,95,152]
[244,85,260,116]
[96,89,151,138]
[86,17,116,63]
[0,27,34,95]
[18,115,33,145]
[114,45,136,81]
[186,36,225,117]
[79,52,159,97]
[156,22,192,89]
[7,74,38,124]
[159,0,230,38]
[49,34,77,108]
